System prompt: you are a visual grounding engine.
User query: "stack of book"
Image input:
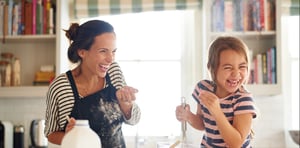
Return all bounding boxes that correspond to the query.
[0,0,56,36]
[211,0,276,32]
[248,46,277,84]
[33,65,55,86]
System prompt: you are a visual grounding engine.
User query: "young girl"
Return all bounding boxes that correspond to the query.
[176,36,257,148]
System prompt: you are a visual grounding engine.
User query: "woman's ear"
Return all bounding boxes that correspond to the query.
[77,49,86,58]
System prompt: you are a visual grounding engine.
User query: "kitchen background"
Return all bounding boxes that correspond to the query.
[0,0,299,148]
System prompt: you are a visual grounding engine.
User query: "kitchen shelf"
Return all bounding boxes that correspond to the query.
[0,0,70,99]
[0,34,56,40]
[0,86,48,98]
[245,84,281,96]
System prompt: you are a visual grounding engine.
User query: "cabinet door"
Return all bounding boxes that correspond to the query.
[203,0,281,96]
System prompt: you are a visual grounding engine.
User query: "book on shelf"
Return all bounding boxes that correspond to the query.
[271,46,276,83]
[256,53,263,84]
[211,0,225,32]
[262,52,268,84]
[224,0,233,31]
[32,0,36,34]
[0,0,5,36]
[24,0,32,34]
[265,0,276,31]
[232,0,244,31]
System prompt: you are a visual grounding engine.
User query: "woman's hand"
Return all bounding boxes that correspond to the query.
[116,86,138,104]
[65,117,76,133]
[116,86,138,119]
[175,104,191,122]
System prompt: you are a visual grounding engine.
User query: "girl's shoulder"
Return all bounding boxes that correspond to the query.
[196,80,215,92]
[237,85,253,97]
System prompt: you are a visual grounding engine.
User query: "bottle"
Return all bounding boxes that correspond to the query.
[14,125,24,148]
[61,120,101,148]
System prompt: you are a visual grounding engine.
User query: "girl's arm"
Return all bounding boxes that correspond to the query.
[176,104,205,131]
[199,90,253,147]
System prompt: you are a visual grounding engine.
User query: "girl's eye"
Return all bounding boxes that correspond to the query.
[224,66,232,70]
[240,65,248,69]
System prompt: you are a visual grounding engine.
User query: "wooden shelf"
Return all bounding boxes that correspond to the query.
[0,86,49,98]
[0,34,56,39]
[245,84,281,96]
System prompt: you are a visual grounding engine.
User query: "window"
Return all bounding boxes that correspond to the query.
[286,16,299,130]
[81,10,200,137]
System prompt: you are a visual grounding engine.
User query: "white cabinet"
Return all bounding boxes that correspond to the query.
[0,0,69,98]
[203,0,281,96]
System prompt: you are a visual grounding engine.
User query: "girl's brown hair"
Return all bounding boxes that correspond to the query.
[207,36,250,83]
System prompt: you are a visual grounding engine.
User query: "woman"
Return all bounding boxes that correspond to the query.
[44,20,141,148]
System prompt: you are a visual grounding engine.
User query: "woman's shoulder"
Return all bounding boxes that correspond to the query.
[47,71,71,93]
[50,72,69,85]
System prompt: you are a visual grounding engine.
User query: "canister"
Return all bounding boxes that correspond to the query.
[14,125,24,148]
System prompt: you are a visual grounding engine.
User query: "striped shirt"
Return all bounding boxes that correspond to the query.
[44,62,141,137]
[192,80,257,148]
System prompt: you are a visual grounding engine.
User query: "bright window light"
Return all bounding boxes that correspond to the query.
[287,16,299,130]
[81,10,191,137]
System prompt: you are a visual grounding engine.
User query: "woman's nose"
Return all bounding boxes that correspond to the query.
[106,52,114,63]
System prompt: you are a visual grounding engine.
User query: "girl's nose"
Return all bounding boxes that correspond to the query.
[231,69,240,77]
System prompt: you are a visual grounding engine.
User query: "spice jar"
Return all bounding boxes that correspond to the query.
[1,52,14,86]
[0,61,9,87]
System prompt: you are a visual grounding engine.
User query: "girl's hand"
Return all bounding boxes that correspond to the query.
[65,117,76,133]
[198,89,221,114]
[175,104,191,122]
[116,86,138,104]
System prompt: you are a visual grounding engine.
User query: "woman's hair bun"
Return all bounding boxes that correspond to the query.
[65,23,80,41]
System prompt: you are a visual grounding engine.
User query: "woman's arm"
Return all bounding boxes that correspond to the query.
[108,62,141,123]
[108,62,127,89]
[47,131,65,145]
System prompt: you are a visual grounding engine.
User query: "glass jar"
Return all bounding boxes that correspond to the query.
[0,52,14,86]
[0,60,9,87]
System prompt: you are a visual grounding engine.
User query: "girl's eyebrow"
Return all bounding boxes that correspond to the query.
[239,62,248,65]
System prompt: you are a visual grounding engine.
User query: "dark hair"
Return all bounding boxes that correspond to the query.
[65,20,115,63]
[207,36,250,82]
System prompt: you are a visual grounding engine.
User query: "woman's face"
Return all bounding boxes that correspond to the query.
[80,32,117,78]
[215,49,248,97]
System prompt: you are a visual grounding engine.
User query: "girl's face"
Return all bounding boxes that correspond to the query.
[215,49,248,97]
[80,32,117,78]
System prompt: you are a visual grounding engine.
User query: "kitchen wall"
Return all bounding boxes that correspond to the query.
[0,92,298,148]
[0,97,46,147]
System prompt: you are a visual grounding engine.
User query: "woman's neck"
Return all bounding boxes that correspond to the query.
[72,67,105,97]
